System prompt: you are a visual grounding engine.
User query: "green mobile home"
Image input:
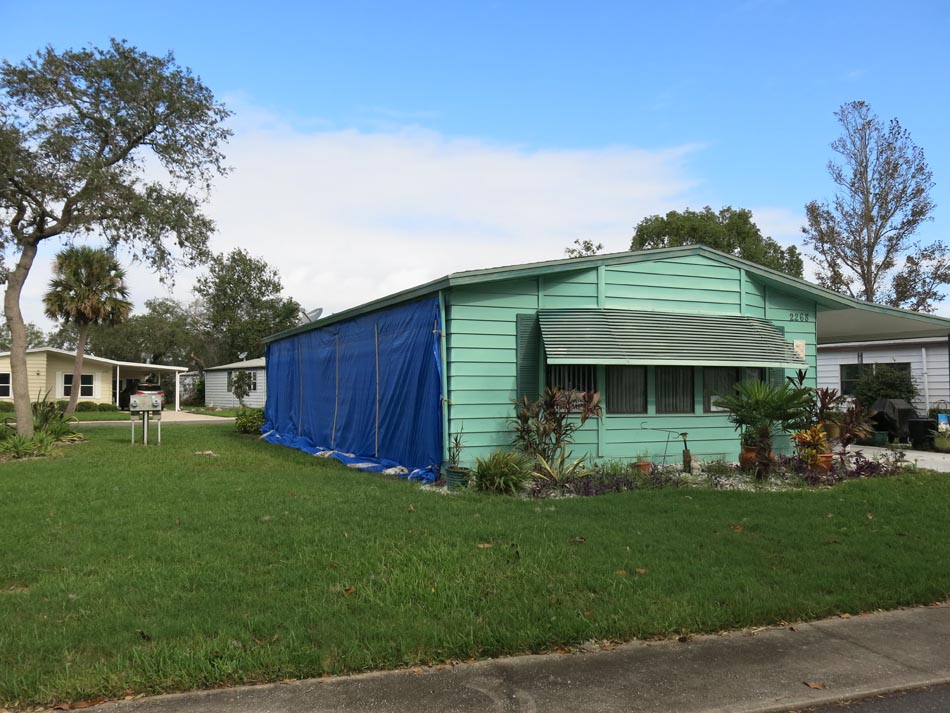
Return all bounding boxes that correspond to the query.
[263,246,950,475]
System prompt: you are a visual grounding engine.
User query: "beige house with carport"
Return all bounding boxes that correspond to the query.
[0,347,188,410]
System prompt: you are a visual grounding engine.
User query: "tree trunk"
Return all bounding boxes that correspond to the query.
[3,240,40,437]
[65,323,91,415]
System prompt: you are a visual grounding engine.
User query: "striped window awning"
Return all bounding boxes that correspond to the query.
[538,309,806,368]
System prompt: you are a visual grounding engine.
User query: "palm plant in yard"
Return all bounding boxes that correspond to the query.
[715,380,811,479]
[43,247,132,414]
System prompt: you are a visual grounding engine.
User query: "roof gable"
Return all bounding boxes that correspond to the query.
[266,245,950,342]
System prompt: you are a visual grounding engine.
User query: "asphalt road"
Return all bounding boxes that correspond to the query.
[793,684,950,712]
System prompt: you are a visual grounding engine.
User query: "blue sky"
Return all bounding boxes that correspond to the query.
[5,0,950,324]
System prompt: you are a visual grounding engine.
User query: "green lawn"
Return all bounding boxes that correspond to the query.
[2,424,949,707]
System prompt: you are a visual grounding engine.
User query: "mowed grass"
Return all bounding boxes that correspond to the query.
[2,424,950,707]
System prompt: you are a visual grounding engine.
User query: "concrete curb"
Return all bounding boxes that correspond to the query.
[78,604,950,713]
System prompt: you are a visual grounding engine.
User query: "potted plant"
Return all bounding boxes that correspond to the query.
[932,421,950,452]
[633,451,650,474]
[443,428,471,490]
[813,387,846,440]
[715,381,810,480]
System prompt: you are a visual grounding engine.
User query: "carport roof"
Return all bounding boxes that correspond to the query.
[4,347,188,372]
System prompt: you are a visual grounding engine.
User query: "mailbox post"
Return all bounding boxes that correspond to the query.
[129,393,163,445]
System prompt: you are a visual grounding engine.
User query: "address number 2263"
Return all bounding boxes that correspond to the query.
[788,312,810,322]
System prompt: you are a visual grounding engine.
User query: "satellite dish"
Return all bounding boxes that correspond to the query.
[238,352,248,361]
[297,307,324,325]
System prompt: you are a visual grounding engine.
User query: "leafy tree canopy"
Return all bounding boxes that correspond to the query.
[564,239,604,258]
[803,101,940,311]
[0,320,45,351]
[0,39,230,433]
[193,248,301,367]
[49,297,199,367]
[631,206,804,277]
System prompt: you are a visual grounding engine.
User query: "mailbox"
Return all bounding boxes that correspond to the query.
[129,394,163,414]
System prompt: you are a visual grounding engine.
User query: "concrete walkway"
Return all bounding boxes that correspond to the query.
[84,604,950,713]
[75,410,236,426]
[858,445,950,473]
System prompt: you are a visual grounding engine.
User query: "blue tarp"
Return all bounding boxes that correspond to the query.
[263,297,443,482]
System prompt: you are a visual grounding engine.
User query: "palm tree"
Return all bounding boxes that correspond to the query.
[43,247,132,414]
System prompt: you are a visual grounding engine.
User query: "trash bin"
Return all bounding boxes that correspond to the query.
[907,418,935,450]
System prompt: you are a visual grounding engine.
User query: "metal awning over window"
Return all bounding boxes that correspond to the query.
[538,308,806,368]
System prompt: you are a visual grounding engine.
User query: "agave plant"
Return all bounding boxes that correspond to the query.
[532,448,590,485]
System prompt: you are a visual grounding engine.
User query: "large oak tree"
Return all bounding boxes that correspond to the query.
[631,206,804,277]
[0,40,230,434]
[803,101,940,311]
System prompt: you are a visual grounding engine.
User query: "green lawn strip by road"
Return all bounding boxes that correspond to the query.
[1,423,948,707]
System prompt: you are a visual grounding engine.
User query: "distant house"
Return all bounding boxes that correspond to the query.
[204,357,266,408]
[817,337,950,413]
[0,347,188,410]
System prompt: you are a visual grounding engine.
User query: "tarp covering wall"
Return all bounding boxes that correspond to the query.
[263,297,443,479]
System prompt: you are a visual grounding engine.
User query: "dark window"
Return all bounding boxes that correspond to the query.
[704,367,766,412]
[656,366,694,414]
[0,373,9,398]
[605,366,646,414]
[63,373,94,397]
[545,364,597,394]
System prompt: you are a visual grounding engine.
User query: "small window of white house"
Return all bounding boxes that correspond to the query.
[0,373,9,398]
[227,370,257,392]
[63,373,94,397]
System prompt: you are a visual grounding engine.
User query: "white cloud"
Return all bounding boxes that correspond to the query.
[18,108,703,329]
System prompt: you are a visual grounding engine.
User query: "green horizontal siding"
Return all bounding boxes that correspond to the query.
[450,319,515,336]
[605,296,743,315]
[443,258,820,467]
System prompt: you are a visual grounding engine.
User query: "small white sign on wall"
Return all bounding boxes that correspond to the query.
[794,340,807,359]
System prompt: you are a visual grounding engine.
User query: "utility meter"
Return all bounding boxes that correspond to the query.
[129,394,163,413]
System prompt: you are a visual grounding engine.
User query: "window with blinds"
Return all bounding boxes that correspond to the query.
[656,366,694,414]
[605,366,646,414]
[545,364,597,394]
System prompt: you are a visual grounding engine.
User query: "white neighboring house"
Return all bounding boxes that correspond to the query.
[204,357,266,408]
[817,337,950,413]
[0,347,188,410]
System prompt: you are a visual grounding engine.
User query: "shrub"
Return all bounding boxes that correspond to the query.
[853,366,918,407]
[98,402,120,412]
[75,401,99,412]
[510,387,602,462]
[0,433,56,459]
[235,407,265,434]
[0,401,13,412]
[473,450,534,495]
[55,400,69,411]
[532,448,590,485]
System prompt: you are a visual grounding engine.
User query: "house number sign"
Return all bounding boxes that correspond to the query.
[788,312,810,322]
